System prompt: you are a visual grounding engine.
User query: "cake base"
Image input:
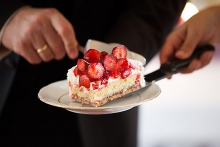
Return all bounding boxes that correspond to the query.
[69,74,144,107]
[70,85,142,107]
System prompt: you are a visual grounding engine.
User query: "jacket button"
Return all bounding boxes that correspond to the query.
[5,59,16,69]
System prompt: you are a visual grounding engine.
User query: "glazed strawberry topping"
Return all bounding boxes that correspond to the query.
[84,49,101,63]
[103,54,116,71]
[112,45,127,59]
[73,67,81,76]
[121,68,132,79]
[74,45,133,89]
[92,83,99,90]
[88,63,104,80]
[77,59,86,71]
[100,51,108,63]
[115,58,129,72]
[79,75,90,88]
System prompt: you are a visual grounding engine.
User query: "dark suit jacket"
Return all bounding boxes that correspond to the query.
[0,0,186,146]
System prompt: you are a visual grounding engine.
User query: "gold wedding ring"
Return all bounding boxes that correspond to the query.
[37,44,48,53]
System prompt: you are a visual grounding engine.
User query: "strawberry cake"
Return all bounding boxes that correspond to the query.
[67,45,146,107]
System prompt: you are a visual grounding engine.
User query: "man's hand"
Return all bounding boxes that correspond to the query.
[1,7,79,64]
[160,6,220,73]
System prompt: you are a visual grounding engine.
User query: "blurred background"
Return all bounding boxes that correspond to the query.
[138,0,220,147]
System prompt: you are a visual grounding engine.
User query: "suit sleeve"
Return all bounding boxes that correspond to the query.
[0,0,26,60]
[104,0,187,62]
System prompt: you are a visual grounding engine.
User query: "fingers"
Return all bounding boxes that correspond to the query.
[180,51,213,73]
[2,8,80,65]
[28,29,54,62]
[160,23,214,76]
[161,23,201,63]
[160,26,186,64]
[14,41,42,64]
[173,26,214,73]
[175,29,201,59]
[40,21,66,60]
[50,9,79,59]
[180,59,201,73]
[31,8,78,61]
[36,44,54,62]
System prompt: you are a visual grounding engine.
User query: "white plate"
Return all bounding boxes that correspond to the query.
[38,80,161,115]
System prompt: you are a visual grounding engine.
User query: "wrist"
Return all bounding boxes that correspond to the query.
[0,6,31,49]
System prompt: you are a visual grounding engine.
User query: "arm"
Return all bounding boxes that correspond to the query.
[105,0,187,62]
[0,0,26,29]
[0,0,26,60]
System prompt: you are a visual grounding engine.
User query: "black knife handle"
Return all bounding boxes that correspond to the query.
[160,44,215,73]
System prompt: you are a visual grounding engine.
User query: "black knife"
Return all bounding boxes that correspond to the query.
[144,44,215,83]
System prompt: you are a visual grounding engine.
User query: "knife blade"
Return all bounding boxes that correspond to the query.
[144,44,215,84]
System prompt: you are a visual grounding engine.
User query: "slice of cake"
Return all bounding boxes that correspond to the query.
[67,45,146,107]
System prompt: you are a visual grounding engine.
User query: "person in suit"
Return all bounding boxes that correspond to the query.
[0,0,187,147]
[160,5,219,75]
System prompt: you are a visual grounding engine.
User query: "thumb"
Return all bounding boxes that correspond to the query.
[175,33,200,59]
[175,44,195,59]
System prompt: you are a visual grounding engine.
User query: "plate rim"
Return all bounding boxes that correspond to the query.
[38,80,161,111]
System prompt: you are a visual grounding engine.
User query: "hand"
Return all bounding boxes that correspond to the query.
[1,7,79,64]
[160,6,220,73]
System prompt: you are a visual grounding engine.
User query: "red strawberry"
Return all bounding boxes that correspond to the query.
[88,63,104,80]
[116,58,130,72]
[109,58,130,78]
[109,68,119,78]
[84,49,101,63]
[73,67,81,76]
[112,45,127,59]
[121,68,132,79]
[100,51,108,63]
[79,75,90,88]
[103,54,116,71]
[92,83,99,90]
[101,73,109,85]
[77,59,87,71]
